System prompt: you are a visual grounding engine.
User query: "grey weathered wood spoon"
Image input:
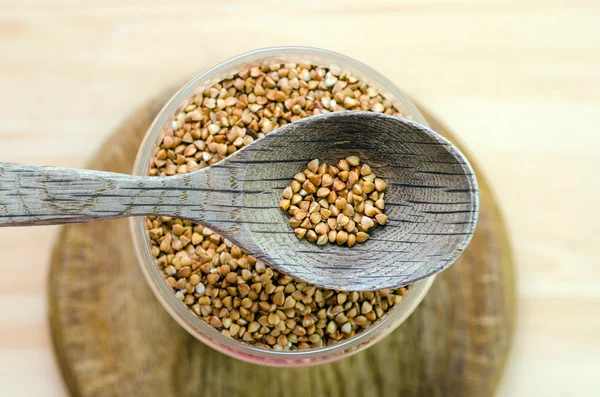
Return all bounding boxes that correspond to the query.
[0,111,478,290]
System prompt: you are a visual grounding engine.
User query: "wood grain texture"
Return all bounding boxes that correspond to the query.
[0,163,183,224]
[48,92,514,397]
[2,112,478,290]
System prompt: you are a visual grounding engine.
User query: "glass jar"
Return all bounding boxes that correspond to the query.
[131,46,436,366]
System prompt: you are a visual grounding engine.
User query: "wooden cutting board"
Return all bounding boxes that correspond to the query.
[48,90,515,397]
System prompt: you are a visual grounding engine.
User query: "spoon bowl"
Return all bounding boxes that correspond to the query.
[205,111,479,290]
[0,111,478,290]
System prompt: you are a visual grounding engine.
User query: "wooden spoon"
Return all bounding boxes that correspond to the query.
[0,111,478,290]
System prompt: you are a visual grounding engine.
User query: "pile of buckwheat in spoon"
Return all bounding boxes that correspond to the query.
[147,63,408,350]
[281,157,389,247]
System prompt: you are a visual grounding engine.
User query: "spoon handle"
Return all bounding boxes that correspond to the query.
[0,162,181,226]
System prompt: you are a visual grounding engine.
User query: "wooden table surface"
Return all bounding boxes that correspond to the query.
[0,1,598,396]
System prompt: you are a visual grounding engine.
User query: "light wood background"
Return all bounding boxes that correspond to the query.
[0,0,598,396]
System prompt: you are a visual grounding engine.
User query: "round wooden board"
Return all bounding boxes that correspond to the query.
[48,90,515,397]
